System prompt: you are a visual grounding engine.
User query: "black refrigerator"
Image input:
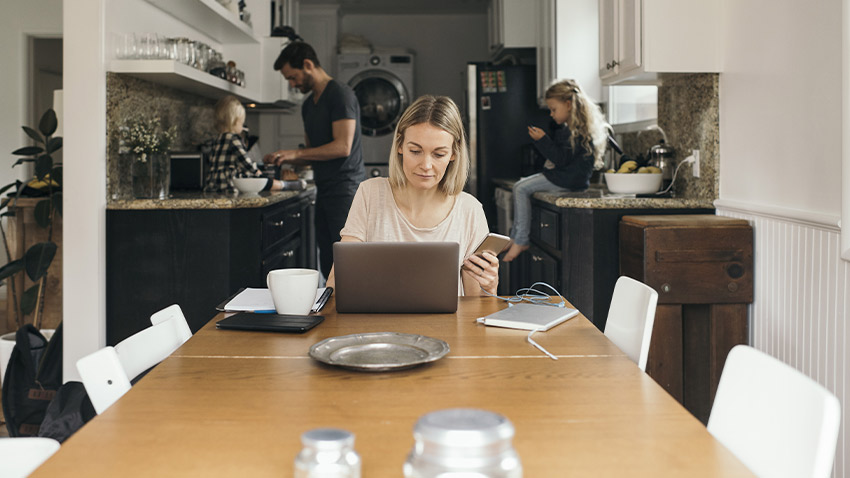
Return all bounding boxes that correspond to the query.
[465,62,549,228]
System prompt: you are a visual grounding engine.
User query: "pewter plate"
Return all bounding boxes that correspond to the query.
[309,332,450,372]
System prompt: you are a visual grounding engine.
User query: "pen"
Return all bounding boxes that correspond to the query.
[312,287,333,313]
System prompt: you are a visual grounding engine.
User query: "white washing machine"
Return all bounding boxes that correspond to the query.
[337,49,414,177]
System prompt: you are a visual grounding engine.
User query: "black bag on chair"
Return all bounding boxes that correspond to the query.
[37,381,95,443]
[2,323,63,436]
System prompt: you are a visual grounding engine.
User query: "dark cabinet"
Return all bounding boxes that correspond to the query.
[516,199,713,331]
[106,189,316,344]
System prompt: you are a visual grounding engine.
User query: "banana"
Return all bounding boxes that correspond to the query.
[617,160,638,173]
[637,167,649,173]
[606,168,615,173]
[646,166,662,174]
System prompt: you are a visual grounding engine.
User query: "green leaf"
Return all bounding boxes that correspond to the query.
[0,182,19,197]
[13,158,35,167]
[21,284,39,316]
[51,192,62,217]
[0,259,24,282]
[12,146,43,156]
[34,199,51,228]
[46,137,63,154]
[39,109,57,137]
[35,154,53,181]
[51,166,63,187]
[22,126,43,144]
[24,242,57,281]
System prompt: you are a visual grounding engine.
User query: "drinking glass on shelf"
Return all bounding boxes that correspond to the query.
[112,32,137,60]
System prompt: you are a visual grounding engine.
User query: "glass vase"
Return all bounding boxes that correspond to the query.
[132,152,170,199]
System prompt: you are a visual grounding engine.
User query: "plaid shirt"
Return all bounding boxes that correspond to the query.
[204,133,270,193]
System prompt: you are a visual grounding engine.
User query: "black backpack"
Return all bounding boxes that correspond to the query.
[2,323,63,436]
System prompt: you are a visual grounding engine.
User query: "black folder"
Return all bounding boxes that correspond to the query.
[216,312,324,333]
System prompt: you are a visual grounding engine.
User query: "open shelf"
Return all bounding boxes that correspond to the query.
[109,59,261,103]
[144,0,258,44]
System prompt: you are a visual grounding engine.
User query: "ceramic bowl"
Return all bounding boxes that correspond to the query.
[232,177,267,195]
[604,172,663,194]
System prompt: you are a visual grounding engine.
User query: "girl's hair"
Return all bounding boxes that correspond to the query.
[545,79,610,169]
[388,95,469,196]
[214,95,245,134]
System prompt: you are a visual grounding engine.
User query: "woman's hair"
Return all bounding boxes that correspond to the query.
[545,79,610,169]
[214,95,245,134]
[388,95,469,196]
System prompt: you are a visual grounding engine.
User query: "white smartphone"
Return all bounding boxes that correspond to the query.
[472,232,512,257]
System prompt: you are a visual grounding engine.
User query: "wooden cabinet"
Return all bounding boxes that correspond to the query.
[516,200,713,331]
[105,189,316,345]
[488,0,536,55]
[620,215,753,423]
[598,0,721,85]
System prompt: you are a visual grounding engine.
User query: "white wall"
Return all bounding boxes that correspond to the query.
[340,13,489,107]
[719,1,847,476]
[719,0,842,216]
[0,0,63,199]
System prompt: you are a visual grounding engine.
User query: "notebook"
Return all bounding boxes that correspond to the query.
[477,303,579,331]
[216,312,324,333]
[333,242,459,313]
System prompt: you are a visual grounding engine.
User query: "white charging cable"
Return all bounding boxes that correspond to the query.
[655,154,696,196]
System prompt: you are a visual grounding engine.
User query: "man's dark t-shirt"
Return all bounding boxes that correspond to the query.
[301,79,366,193]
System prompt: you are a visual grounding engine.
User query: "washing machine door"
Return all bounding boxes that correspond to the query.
[348,70,410,137]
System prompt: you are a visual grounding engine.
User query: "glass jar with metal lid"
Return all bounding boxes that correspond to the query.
[294,428,361,478]
[403,408,522,478]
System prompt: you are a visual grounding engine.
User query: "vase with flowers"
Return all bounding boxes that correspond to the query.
[119,115,176,199]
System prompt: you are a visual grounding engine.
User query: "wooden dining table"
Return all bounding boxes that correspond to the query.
[33,296,753,477]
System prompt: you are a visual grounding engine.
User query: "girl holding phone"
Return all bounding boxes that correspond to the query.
[503,79,610,262]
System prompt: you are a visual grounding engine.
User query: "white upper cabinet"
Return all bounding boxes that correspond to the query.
[489,0,536,54]
[543,0,601,104]
[598,0,720,85]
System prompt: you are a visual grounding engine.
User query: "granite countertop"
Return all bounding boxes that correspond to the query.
[493,178,714,210]
[107,186,315,210]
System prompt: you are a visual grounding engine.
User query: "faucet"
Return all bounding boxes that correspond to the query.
[638,124,668,144]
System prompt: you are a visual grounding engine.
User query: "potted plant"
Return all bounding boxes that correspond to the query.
[0,108,62,379]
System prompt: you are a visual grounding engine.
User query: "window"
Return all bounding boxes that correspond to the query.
[607,85,657,128]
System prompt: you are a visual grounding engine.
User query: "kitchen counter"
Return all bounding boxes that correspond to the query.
[492,178,714,210]
[107,186,315,210]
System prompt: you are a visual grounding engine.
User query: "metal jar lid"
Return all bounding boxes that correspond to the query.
[301,428,355,450]
[413,409,515,447]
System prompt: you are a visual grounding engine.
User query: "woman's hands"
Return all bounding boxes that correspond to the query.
[527,125,545,141]
[462,251,499,295]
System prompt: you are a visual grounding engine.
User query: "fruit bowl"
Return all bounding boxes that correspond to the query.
[604,172,663,194]
[232,177,267,195]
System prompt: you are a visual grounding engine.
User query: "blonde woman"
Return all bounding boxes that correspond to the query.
[503,79,610,262]
[327,95,498,296]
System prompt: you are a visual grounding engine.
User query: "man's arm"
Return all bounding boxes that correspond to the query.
[264,119,357,165]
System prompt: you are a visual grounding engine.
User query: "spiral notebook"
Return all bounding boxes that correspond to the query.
[477,303,579,331]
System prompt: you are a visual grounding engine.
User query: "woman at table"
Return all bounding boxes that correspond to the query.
[327,95,498,295]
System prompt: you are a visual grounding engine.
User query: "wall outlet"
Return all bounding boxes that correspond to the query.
[692,149,700,178]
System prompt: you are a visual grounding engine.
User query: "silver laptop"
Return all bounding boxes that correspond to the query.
[333,242,459,313]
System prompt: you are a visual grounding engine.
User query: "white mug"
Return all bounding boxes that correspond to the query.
[266,268,319,315]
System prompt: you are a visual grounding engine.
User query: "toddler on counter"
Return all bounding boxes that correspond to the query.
[204,95,289,193]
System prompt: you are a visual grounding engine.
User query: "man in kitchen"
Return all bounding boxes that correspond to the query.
[265,41,366,281]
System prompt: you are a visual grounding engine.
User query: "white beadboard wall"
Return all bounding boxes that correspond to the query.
[716,203,848,478]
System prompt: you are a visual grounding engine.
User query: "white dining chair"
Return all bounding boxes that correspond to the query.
[77,304,191,414]
[0,437,61,478]
[603,276,658,371]
[707,345,841,478]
